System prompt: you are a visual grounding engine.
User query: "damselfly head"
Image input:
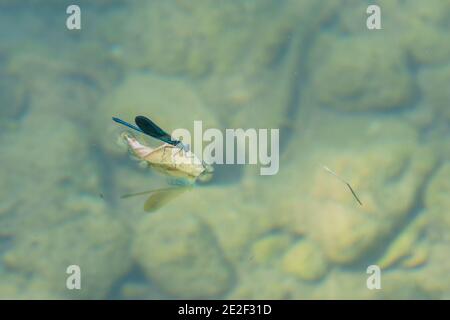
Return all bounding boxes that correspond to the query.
[177,142,190,152]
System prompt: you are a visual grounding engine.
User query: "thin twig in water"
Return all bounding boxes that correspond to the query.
[323,166,363,206]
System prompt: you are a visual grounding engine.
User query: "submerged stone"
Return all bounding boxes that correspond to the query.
[132,211,234,298]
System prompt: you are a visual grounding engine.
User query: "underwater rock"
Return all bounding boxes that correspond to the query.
[118,281,169,300]
[193,69,291,130]
[119,282,152,300]
[374,270,432,299]
[269,114,436,264]
[281,239,328,281]
[404,23,450,66]
[425,163,450,210]
[0,73,27,122]
[424,162,450,242]
[101,0,232,75]
[188,186,285,264]
[305,140,434,265]
[250,233,293,264]
[418,64,450,121]
[226,266,303,299]
[132,210,234,298]
[310,269,377,299]
[99,0,258,76]
[0,112,105,236]
[401,240,429,269]
[401,0,450,65]
[95,0,340,132]
[309,34,414,112]
[101,0,337,77]
[377,214,429,269]
[0,273,62,299]
[415,243,450,298]
[3,214,131,299]
[191,0,340,130]
[303,201,383,264]
[96,72,220,157]
[0,273,27,299]
[333,0,450,66]
[5,28,117,123]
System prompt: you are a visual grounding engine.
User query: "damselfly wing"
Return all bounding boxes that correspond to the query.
[113,116,189,151]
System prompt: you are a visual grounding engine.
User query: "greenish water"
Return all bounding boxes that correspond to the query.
[0,0,449,299]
